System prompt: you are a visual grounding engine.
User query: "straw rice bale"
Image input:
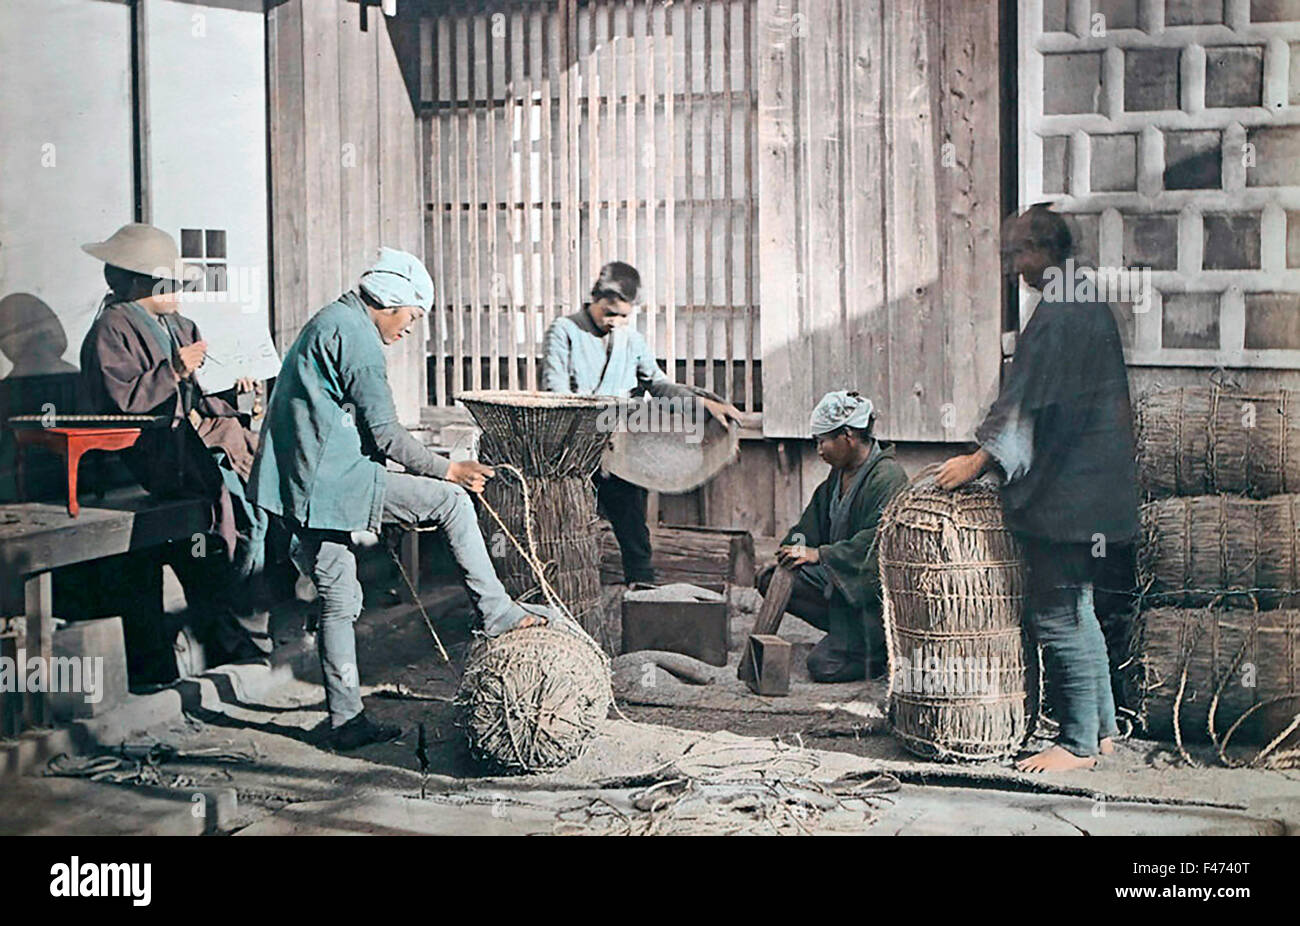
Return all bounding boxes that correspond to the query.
[459,390,619,643]
[1135,386,1300,498]
[1125,607,1300,754]
[878,476,1038,761]
[1138,495,1300,609]
[458,389,617,479]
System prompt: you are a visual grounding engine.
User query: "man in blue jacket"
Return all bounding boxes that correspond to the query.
[250,248,547,750]
[542,261,740,585]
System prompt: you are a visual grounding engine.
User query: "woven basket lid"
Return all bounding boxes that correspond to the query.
[457,390,621,478]
[603,409,739,494]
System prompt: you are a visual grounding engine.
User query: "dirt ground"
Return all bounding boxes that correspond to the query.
[56,550,1290,837]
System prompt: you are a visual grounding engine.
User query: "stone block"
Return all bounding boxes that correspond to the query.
[1126,48,1181,112]
[1288,211,1300,267]
[1042,136,1071,194]
[1164,130,1222,190]
[1246,125,1300,187]
[1043,53,1103,114]
[1204,213,1261,269]
[1205,47,1264,109]
[1162,292,1222,349]
[1091,133,1138,191]
[1245,293,1300,349]
[50,617,130,721]
[1166,0,1225,24]
[1123,214,1179,270]
[1251,1,1300,23]
[621,584,730,667]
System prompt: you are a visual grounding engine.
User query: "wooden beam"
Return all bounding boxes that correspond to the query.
[737,564,794,682]
[23,571,52,728]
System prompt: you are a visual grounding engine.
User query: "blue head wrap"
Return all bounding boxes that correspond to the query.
[810,390,874,436]
[358,247,434,311]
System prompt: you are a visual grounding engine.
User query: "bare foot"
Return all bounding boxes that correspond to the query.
[515,614,547,629]
[1016,745,1097,773]
[1099,737,1115,756]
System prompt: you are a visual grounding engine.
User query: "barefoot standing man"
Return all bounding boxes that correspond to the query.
[936,205,1140,773]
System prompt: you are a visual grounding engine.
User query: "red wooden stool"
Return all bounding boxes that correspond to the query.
[13,427,144,517]
[9,414,166,516]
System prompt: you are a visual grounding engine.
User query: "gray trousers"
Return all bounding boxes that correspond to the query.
[1024,583,1119,758]
[295,471,521,727]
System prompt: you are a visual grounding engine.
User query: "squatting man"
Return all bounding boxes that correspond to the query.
[249,248,553,751]
[757,391,907,683]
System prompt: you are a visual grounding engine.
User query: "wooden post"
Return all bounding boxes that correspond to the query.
[737,564,793,683]
[400,530,420,597]
[23,571,53,728]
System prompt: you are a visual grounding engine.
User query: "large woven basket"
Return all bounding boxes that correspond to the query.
[879,473,1038,761]
[478,474,605,640]
[1135,386,1300,499]
[1124,607,1300,758]
[1138,495,1300,610]
[457,390,620,479]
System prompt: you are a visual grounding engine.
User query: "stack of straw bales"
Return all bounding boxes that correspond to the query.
[1129,386,1300,766]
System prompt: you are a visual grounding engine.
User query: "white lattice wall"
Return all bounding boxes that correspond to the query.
[1020,0,1300,368]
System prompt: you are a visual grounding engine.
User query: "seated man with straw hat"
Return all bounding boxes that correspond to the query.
[541,261,741,587]
[757,391,908,683]
[249,247,551,751]
[79,223,270,677]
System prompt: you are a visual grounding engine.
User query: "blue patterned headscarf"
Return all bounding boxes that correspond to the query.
[810,390,874,436]
[358,247,434,311]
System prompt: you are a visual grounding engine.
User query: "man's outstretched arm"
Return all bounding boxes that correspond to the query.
[343,362,451,478]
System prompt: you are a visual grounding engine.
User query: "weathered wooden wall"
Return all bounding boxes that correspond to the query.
[756,0,1003,440]
[267,0,426,424]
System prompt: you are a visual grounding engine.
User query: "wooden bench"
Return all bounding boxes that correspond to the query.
[0,488,209,730]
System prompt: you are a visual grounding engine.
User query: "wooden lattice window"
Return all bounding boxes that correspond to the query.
[420,0,761,410]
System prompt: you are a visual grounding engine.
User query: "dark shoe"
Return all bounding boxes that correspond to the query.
[330,713,402,751]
